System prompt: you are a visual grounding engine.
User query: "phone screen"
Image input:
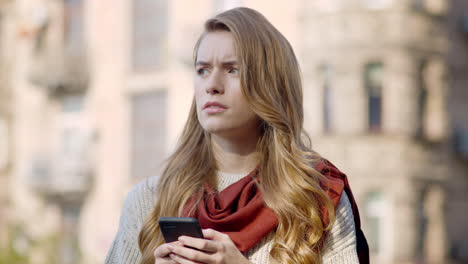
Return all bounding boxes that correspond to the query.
[159,217,204,243]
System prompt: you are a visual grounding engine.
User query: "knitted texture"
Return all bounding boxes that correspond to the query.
[104,172,359,263]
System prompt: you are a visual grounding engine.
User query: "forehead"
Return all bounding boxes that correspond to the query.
[196,31,237,62]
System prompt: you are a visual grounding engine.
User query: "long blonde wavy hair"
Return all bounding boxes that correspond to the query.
[138,7,335,264]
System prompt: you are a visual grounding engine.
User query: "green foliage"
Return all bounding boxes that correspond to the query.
[0,224,30,264]
[0,223,62,264]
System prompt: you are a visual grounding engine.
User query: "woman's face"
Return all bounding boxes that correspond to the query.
[194,31,259,138]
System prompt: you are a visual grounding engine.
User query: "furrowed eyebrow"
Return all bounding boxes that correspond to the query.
[221,60,238,67]
[195,60,238,67]
[195,61,210,66]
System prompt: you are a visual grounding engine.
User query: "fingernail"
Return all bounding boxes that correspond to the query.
[170,253,175,258]
[178,236,185,242]
[167,245,174,251]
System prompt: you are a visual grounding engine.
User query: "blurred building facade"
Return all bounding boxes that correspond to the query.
[0,0,467,264]
[0,0,13,249]
[302,1,468,263]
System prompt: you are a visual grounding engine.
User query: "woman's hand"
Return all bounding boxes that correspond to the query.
[154,241,182,264]
[168,229,252,264]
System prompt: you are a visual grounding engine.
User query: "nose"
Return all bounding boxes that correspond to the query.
[205,69,224,95]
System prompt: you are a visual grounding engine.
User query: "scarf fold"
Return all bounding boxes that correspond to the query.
[182,169,278,252]
[182,159,368,261]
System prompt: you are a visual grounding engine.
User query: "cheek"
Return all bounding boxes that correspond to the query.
[232,89,250,111]
[194,83,204,108]
[231,94,257,120]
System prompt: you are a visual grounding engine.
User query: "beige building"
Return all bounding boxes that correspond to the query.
[0,0,13,249]
[301,0,468,263]
[0,0,467,264]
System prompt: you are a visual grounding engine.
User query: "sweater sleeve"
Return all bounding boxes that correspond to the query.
[104,178,158,264]
[321,191,360,264]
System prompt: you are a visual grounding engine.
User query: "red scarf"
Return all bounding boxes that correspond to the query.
[182,159,362,255]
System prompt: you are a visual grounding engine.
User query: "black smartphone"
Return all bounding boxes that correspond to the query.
[159,217,204,243]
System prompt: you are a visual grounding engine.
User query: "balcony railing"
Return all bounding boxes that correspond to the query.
[26,3,89,95]
[29,149,93,202]
[28,46,89,95]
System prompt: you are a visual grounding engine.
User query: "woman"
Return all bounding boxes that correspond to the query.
[105,7,368,264]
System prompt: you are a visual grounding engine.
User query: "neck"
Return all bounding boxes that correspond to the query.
[211,132,260,174]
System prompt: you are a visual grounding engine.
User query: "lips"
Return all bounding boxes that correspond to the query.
[203,101,227,110]
[203,101,228,114]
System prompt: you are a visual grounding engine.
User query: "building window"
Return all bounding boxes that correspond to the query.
[412,0,425,10]
[462,15,468,36]
[60,128,84,157]
[319,64,334,133]
[132,0,167,71]
[418,58,448,142]
[58,94,86,162]
[364,191,385,253]
[64,0,84,52]
[416,60,428,138]
[417,185,447,262]
[411,0,448,15]
[53,93,91,195]
[453,128,468,159]
[131,90,167,181]
[29,4,49,52]
[416,188,428,260]
[60,204,81,264]
[61,94,84,113]
[364,62,384,133]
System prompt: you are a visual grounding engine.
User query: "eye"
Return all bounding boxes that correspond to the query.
[228,68,239,75]
[197,68,208,76]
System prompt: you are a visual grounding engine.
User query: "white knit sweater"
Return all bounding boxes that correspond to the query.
[104,172,359,263]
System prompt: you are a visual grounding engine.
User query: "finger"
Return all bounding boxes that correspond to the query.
[154,242,180,258]
[156,257,178,264]
[202,229,230,242]
[178,236,218,253]
[169,253,205,264]
[170,244,210,263]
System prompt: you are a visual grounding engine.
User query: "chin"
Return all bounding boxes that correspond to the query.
[201,123,236,135]
[203,126,230,135]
